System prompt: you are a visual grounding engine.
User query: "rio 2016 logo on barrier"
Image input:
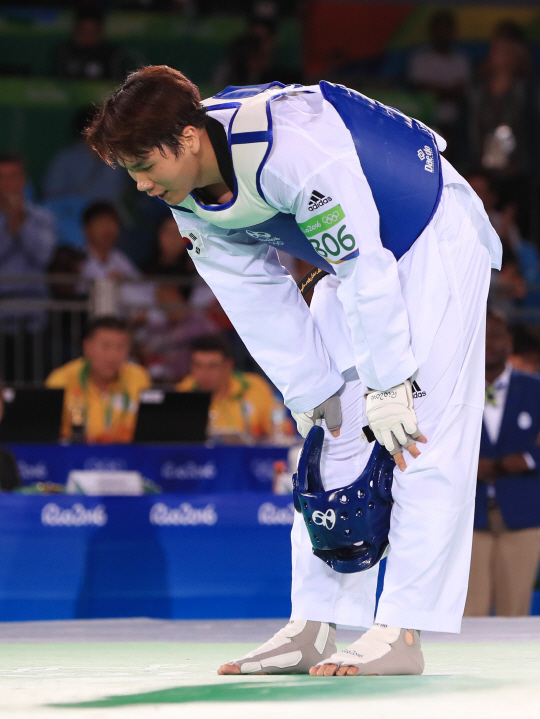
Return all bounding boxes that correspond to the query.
[257,502,295,525]
[160,461,217,481]
[17,460,48,481]
[149,502,218,526]
[41,503,108,527]
[83,457,127,471]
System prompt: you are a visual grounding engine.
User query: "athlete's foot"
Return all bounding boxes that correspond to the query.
[309,663,340,676]
[218,663,241,675]
[310,624,424,677]
[217,620,336,675]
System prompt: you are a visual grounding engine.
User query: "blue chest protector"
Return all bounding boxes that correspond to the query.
[197,82,442,272]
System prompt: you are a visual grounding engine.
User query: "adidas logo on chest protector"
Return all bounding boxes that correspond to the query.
[308,190,332,212]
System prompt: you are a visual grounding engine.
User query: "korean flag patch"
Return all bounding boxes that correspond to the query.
[180,229,207,258]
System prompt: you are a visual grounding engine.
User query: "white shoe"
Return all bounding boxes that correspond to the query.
[220,620,336,675]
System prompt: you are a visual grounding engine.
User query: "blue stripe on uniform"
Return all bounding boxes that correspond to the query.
[230,131,270,144]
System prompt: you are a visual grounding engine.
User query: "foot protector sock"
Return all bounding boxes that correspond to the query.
[224,620,337,675]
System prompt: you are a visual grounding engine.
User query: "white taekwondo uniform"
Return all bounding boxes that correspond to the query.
[170,83,502,633]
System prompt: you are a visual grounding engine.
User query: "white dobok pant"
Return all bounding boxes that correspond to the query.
[290,183,493,634]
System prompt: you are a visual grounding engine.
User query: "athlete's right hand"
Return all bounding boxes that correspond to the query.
[291,393,342,439]
[364,380,427,470]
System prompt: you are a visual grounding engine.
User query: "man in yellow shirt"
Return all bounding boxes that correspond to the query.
[46,316,150,443]
[176,334,285,442]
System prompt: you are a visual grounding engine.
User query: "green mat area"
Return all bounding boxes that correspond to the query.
[1,642,539,719]
[53,675,499,708]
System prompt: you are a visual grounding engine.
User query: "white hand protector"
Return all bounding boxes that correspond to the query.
[364,380,422,455]
[291,393,342,439]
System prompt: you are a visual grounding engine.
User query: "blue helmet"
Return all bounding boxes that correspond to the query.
[292,426,394,574]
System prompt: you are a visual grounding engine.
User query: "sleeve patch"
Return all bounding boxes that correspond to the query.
[298,204,345,237]
[297,204,357,264]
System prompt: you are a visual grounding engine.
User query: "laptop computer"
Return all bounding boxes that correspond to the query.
[0,388,64,442]
[134,390,210,443]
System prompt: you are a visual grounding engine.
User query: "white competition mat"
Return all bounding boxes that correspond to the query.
[1,618,539,719]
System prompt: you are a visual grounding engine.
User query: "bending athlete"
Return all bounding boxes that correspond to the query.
[86,66,501,676]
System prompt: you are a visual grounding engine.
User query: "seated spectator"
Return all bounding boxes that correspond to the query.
[469,22,538,236]
[43,107,127,207]
[489,245,527,311]
[213,16,279,88]
[48,246,88,366]
[465,309,540,616]
[80,201,155,313]
[176,334,285,443]
[510,325,540,374]
[144,215,198,301]
[0,381,22,491]
[45,316,150,444]
[54,8,129,82]
[0,153,57,381]
[81,202,140,282]
[467,170,540,292]
[48,246,86,301]
[408,10,470,166]
[133,284,216,384]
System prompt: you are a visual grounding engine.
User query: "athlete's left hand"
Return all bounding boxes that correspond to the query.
[365,380,427,471]
[292,393,342,439]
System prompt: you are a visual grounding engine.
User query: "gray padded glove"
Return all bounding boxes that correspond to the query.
[291,393,342,439]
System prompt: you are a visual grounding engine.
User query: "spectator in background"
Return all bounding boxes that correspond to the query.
[48,246,86,301]
[80,201,155,313]
[469,22,538,236]
[213,16,281,87]
[489,245,527,312]
[408,10,471,167]
[176,334,287,443]
[46,316,150,444]
[80,201,140,283]
[54,8,129,82]
[0,153,57,381]
[43,107,127,206]
[465,309,540,616]
[0,381,22,492]
[48,245,88,366]
[467,170,540,297]
[510,325,540,374]
[144,215,198,301]
[134,216,214,382]
[133,283,216,384]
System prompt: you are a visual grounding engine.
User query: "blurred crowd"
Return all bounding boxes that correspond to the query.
[0,1,539,614]
[323,10,540,335]
[3,3,540,435]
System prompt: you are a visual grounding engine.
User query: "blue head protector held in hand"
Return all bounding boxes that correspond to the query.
[293,426,395,574]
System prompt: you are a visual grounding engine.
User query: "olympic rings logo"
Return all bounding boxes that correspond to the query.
[246,230,272,239]
[312,509,336,530]
[322,211,340,224]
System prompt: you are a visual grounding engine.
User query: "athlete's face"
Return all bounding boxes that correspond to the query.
[121,127,201,206]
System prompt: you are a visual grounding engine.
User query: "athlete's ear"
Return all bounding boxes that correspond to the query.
[181,125,200,155]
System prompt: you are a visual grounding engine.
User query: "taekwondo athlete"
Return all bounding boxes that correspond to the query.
[86,66,502,676]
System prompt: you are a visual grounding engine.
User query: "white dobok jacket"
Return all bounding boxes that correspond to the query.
[169,83,502,413]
